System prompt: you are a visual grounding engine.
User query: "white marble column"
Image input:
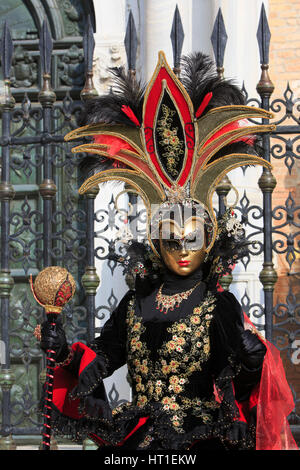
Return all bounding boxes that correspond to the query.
[210,1,269,318]
[92,0,130,404]
[141,0,193,80]
[92,0,127,94]
[212,0,268,95]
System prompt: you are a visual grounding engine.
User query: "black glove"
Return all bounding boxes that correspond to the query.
[239,329,267,370]
[83,383,112,420]
[40,319,69,363]
[83,396,112,420]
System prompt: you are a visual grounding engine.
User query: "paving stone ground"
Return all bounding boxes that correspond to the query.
[16,444,82,450]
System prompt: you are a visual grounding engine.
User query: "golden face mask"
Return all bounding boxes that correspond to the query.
[159,217,207,276]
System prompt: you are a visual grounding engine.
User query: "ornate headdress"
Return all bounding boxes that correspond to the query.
[65,51,274,257]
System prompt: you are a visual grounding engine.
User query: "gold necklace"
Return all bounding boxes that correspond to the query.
[155,281,202,314]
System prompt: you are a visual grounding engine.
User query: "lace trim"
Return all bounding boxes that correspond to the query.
[48,400,256,450]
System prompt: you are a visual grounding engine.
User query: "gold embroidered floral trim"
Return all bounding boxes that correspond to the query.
[156,104,184,176]
[125,292,218,433]
[138,434,154,449]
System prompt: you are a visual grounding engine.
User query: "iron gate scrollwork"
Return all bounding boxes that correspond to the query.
[0,2,299,448]
[0,1,97,447]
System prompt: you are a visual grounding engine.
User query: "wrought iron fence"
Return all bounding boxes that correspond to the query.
[0,3,299,448]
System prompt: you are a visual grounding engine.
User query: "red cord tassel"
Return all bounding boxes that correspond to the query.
[41,345,57,450]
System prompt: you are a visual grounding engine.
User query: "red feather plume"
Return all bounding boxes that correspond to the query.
[121,105,141,127]
[195,92,213,118]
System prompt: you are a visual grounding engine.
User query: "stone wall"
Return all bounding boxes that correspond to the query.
[269,0,300,421]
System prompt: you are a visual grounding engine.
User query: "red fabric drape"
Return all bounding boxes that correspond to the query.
[243,315,298,450]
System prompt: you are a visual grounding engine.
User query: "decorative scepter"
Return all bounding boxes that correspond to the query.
[30,266,76,450]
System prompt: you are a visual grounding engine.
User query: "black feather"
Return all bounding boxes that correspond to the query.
[80,52,246,127]
[180,52,216,106]
[179,53,260,163]
[80,67,145,126]
[109,67,145,117]
[208,135,264,165]
[77,154,130,193]
[180,52,245,115]
[78,154,114,177]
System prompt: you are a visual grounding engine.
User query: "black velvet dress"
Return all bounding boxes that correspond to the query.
[50,266,266,450]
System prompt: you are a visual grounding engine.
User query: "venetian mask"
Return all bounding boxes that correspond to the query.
[159,216,207,276]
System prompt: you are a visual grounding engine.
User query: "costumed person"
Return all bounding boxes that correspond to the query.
[34,52,298,450]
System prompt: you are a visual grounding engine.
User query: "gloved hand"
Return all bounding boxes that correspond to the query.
[83,383,112,420]
[239,329,267,370]
[83,396,112,420]
[40,319,70,363]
